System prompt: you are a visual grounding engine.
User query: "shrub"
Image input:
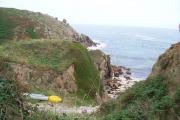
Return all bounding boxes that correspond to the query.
[174,88,180,117]
[0,77,32,119]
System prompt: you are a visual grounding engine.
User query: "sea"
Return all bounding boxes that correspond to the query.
[73,25,180,79]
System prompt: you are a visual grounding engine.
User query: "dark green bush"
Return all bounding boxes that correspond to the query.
[0,77,32,120]
[174,88,180,117]
[153,96,174,112]
[174,88,180,103]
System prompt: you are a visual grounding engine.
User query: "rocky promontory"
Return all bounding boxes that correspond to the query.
[0,7,96,47]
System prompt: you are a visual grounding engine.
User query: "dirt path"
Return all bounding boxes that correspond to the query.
[37,103,99,114]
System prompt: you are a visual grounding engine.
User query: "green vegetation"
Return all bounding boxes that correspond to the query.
[0,77,97,120]
[26,27,38,39]
[0,9,16,40]
[70,43,102,98]
[0,40,74,72]
[100,77,180,120]
[0,39,101,100]
[0,7,102,107]
[0,7,43,42]
[0,77,31,120]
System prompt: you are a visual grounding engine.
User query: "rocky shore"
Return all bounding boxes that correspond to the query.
[88,45,142,99]
[105,65,141,98]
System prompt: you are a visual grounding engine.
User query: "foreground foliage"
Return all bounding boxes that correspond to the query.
[0,77,97,120]
[100,77,180,120]
[0,77,33,119]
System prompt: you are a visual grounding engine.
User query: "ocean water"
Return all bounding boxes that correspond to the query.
[73,25,180,79]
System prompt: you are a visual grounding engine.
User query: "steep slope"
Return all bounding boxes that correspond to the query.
[0,7,103,101]
[89,50,112,81]
[100,42,180,120]
[149,42,180,96]
[0,7,96,47]
[0,39,101,99]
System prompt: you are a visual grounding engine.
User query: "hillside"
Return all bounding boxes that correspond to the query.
[0,7,103,102]
[0,39,101,99]
[149,42,180,96]
[0,7,104,119]
[0,7,96,47]
[100,42,180,120]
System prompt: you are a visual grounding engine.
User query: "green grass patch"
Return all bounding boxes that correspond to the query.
[0,9,16,40]
[69,43,102,98]
[0,7,44,41]
[26,27,38,39]
[0,40,73,72]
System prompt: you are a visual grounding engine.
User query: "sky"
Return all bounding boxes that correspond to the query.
[0,0,180,29]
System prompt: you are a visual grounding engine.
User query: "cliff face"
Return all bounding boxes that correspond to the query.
[89,50,112,81]
[149,42,180,94]
[0,7,96,47]
[0,63,77,93]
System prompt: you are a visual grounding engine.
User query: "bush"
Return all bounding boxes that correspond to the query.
[153,96,174,113]
[0,77,32,119]
[174,88,180,117]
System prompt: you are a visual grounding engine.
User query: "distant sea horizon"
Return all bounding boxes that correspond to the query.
[73,24,180,79]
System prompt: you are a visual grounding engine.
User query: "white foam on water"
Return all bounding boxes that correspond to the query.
[135,34,157,41]
[88,40,106,50]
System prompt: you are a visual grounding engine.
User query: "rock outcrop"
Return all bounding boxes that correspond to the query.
[0,62,77,94]
[89,50,112,81]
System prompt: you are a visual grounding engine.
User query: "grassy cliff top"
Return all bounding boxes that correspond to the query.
[0,39,73,72]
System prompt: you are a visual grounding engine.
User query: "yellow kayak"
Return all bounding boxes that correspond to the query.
[48,95,63,103]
